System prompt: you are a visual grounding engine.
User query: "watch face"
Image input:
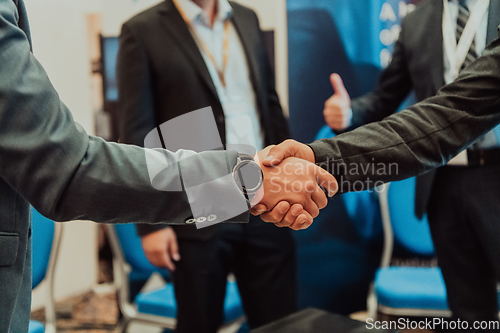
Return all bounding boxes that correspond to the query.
[236,161,263,194]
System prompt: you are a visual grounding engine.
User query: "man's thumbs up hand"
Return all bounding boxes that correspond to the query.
[323,73,352,131]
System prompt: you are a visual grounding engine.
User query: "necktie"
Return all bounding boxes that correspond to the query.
[456,0,478,69]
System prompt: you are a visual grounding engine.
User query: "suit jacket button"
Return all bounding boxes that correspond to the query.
[208,215,217,222]
[186,218,196,224]
[197,217,207,223]
[217,115,224,123]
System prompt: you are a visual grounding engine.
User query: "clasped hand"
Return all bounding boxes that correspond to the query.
[251,140,338,230]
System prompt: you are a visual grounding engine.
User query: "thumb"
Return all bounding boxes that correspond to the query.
[262,144,288,167]
[263,140,315,167]
[330,73,350,101]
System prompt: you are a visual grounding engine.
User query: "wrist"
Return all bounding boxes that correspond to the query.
[232,153,264,202]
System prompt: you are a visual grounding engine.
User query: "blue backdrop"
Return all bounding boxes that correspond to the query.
[287,0,418,314]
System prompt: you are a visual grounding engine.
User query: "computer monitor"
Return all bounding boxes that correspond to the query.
[100,36,119,103]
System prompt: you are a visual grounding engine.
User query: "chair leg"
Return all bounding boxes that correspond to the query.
[116,317,131,333]
[367,282,378,320]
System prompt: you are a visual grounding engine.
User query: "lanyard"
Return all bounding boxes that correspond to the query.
[442,0,489,83]
[173,0,231,87]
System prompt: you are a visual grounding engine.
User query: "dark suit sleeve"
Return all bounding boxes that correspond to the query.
[347,17,414,130]
[309,38,500,192]
[253,11,290,144]
[117,22,156,147]
[116,22,168,236]
[0,0,244,225]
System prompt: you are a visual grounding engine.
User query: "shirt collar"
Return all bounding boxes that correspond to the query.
[449,0,478,9]
[175,0,233,26]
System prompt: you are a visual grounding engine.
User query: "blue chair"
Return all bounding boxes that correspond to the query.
[106,224,245,332]
[30,207,63,333]
[368,178,452,319]
[28,320,46,333]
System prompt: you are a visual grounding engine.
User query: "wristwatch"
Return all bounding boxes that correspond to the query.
[232,153,264,200]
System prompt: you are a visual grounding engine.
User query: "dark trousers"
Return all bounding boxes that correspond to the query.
[428,165,500,332]
[172,215,297,333]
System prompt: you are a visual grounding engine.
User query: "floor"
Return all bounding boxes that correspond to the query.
[31,291,119,333]
[31,290,436,333]
[30,248,435,332]
[30,287,243,333]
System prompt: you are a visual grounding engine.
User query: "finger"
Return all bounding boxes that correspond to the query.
[277,203,304,227]
[250,204,268,216]
[324,115,345,131]
[325,112,348,121]
[289,213,313,230]
[260,201,291,223]
[162,251,176,271]
[305,200,320,218]
[311,183,329,210]
[169,236,181,262]
[314,165,338,197]
[330,73,350,100]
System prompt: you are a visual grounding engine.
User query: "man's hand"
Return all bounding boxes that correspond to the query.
[251,142,338,229]
[141,227,180,271]
[258,155,337,217]
[323,73,352,131]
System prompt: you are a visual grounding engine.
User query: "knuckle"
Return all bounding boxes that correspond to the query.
[261,213,277,223]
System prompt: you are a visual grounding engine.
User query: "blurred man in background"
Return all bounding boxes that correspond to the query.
[117,0,296,331]
[322,0,500,328]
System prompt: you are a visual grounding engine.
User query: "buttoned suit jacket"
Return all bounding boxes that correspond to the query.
[0,1,243,331]
[344,0,500,218]
[116,0,290,240]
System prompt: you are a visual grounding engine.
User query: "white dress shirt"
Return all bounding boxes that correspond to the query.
[174,0,264,152]
[443,0,488,84]
[443,0,500,149]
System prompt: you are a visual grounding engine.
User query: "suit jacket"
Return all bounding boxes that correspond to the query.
[310,36,500,191]
[0,1,245,331]
[344,0,500,218]
[117,0,290,240]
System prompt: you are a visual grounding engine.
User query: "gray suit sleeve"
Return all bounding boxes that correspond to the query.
[116,21,168,235]
[309,38,500,192]
[0,0,245,225]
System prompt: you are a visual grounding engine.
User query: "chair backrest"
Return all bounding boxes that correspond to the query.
[385,177,435,256]
[31,207,55,289]
[110,224,169,280]
[315,125,335,140]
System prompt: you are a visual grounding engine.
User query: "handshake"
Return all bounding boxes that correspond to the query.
[249,139,338,230]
